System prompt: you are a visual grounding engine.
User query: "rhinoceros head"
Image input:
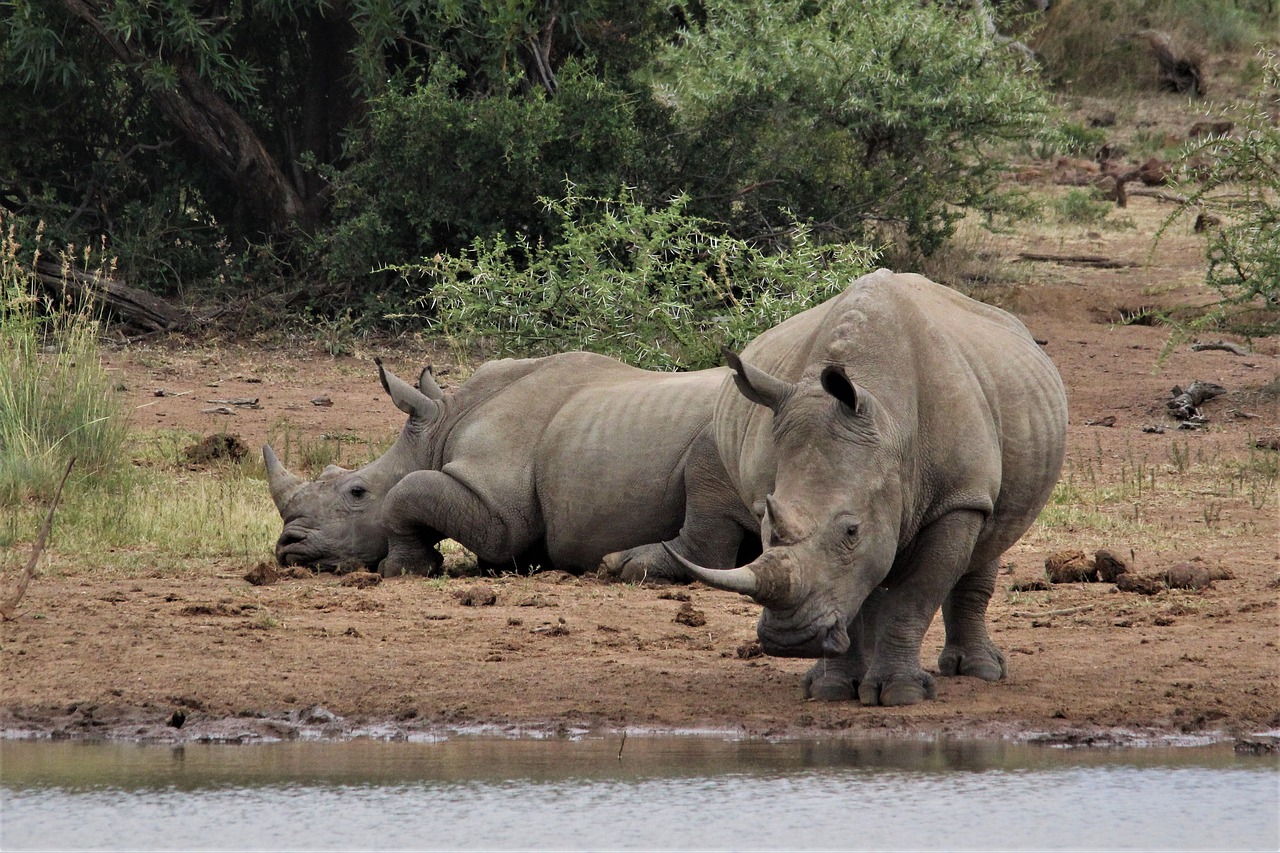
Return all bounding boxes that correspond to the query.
[670,349,902,658]
[264,359,443,572]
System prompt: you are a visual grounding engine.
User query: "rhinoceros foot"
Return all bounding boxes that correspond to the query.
[938,641,1007,682]
[858,667,938,707]
[598,545,687,585]
[379,543,444,578]
[803,658,863,702]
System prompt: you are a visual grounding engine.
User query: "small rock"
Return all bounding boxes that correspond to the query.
[1234,737,1279,755]
[340,571,381,589]
[454,584,497,606]
[736,642,764,660]
[293,705,340,725]
[1094,549,1128,583]
[311,396,333,407]
[1045,550,1097,583]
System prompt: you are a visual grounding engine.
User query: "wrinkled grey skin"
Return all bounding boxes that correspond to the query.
[662,269,1069,706]
[265,352,753,578]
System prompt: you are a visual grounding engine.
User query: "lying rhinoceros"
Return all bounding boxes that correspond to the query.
[264,352,755,577]
[659,269,1068,706]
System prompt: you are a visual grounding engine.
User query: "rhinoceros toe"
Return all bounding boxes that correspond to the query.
[803,657,864,701]
[938,643,1007,681]
[598,546,684,585]
[859,669,938,707]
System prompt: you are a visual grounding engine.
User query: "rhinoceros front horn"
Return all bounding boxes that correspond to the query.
[661,543,793,607]
[263,444,305,513]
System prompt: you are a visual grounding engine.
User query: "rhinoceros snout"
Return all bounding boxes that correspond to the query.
[275,529,312,566]
[759,613,848,658]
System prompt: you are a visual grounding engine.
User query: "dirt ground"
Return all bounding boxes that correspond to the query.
[3,169,1279,746]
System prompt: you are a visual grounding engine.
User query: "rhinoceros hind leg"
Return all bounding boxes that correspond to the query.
[939,556,1007,681]
[938,642,1006,681]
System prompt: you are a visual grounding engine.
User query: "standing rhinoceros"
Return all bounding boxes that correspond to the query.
[265,352,755,577]
[661,269,1068,706]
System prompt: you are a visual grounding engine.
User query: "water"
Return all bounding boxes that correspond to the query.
[2,736,1277,851]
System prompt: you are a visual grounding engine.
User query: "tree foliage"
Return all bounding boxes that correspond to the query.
[391,187,878,370]
[1165,49,1280,337]
[2,0,1050,308]
[646,0,1050,254]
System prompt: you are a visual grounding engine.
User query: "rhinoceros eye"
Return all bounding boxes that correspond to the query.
[349,485,367,500]
[842,521,860,539]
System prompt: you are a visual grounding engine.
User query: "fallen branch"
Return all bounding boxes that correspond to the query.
[33,256,191,334]
[1011,604,1096,619]
[1015,252,1139,269]
[1191,341,1249,356]
[1128,188,1190,204]
[0,459,75,621]
[1167,380,1227,421]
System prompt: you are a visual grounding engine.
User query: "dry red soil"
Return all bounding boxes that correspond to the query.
[1,190,1277,746]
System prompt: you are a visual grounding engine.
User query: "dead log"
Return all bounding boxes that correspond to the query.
[1166,380,1227,421]
[32,256,191,334]
[1015,252,1139,269]
[1190,341,1249,356]
[1,459,75,621]
[1129,188,1190,204]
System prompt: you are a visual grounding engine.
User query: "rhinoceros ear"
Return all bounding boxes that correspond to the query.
[417,366,444,401]
[820,364,863,416]
[376,357,440,423]
[723,347,793,411]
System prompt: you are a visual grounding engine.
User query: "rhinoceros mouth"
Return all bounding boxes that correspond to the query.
[275,526,324,567]
[758,612,848,658]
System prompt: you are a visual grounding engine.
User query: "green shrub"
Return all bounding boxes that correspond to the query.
[1054,189,1116,227]
[0,220,128,505]
[319,60,648,286]
[648,0,1050,256]
[1054,121,1109,157]
[1163,49,1280,337]
[389,188,878,370]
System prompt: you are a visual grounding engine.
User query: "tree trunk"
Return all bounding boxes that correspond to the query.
[58,0,309,236]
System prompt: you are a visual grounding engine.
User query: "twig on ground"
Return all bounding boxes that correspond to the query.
[1,459,75,621]
[1190,341,1249,356]
[1010,605,1096,619]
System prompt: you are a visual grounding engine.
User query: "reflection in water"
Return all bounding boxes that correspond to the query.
[2,737,1276,850]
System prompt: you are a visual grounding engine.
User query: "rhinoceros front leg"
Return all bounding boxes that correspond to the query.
[600,432,754,583]
[379,469,531,578]
[937,553,1007,682]
[859,510,986,707]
